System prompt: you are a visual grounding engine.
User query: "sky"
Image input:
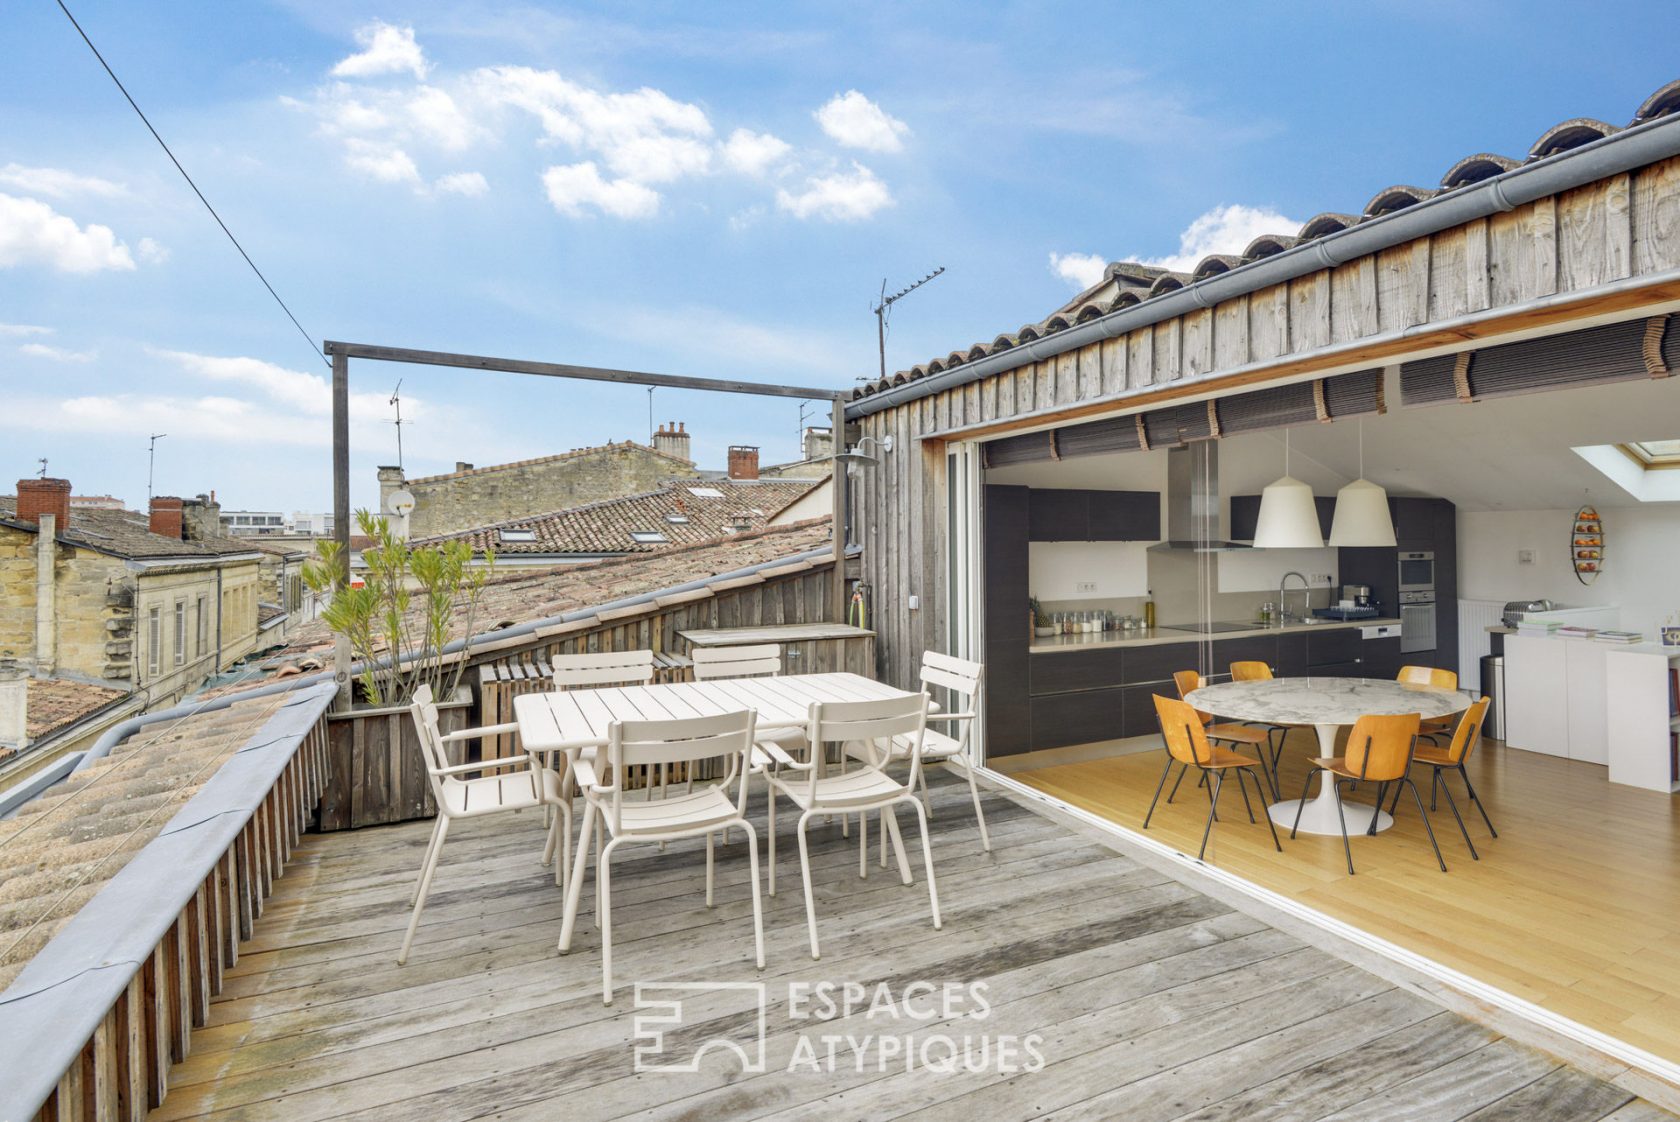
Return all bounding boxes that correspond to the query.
[1,1,1674,515]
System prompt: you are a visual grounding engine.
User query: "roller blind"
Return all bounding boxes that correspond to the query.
[1401,315,1673,406]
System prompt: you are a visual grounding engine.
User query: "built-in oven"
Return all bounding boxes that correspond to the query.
[1398,551,1435,595]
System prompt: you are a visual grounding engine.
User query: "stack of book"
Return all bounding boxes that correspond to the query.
[1556,625,1598,639]
[1515,618,1560,635]
[1595,630,1645,644]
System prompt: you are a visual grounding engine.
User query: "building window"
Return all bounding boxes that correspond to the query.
[147,607,161,678]
[197,594,209,655]
[174,600,187,666]
[629,530,669,544]
[498,528,537,543]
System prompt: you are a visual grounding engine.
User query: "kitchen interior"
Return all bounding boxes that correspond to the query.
[978,367,1680,1062]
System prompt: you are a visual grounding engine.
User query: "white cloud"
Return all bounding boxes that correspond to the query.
[332,21,428,80]
[407,86,475,150]
[136,237,169,264]
[604,304,861,381]
[19,342,95,363]
[0,322,52,337]
[1135,203,1304,273]
[434,171,489,197]
[342,138,421,185]
[0,192,136,272]
[0,164,125,199]
[814,91,909,153]
[775,163,893,222]
[542,162,660,219]
[1049,251,1107,290]
[722,128,790,177]
[152,348,401,420]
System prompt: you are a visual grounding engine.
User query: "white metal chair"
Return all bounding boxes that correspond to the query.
[690,642,807,824]
[547,649,658,800]
[400,683,569,966]
[764,692,941,960]
[846,652,991,861]
[557,709,766,1004]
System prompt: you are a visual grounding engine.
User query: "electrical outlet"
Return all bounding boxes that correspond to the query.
[1518,549,1535,565]
[907,594,920,610]
[1076,581,1098,593]
[1313,573,1333,584]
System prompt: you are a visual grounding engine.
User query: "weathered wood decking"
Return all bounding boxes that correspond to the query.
[154,776,1670,1121]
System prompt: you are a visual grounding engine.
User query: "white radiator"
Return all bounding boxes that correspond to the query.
[1458,599,1507,693]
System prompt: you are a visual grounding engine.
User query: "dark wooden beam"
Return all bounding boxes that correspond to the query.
[323,341,843,401]
[331,351,352,708]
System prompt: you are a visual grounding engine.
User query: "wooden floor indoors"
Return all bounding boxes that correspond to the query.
[151,774,1671,1121]
[1014,729,1680,1076]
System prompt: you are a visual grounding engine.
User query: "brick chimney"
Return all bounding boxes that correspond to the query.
[149,496,184,539]
[653,421,693,465]
[0,659,25,752]
[16,477,71,529]
[727,445,760,481]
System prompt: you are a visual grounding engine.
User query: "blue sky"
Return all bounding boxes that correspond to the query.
[1,1,1673,514]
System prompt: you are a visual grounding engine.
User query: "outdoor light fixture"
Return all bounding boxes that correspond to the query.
[1328,419,1397,547]
[835,434,894,472]
[1253,429,1324,549]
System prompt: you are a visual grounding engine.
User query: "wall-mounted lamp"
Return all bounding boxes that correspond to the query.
[835,434,894,473]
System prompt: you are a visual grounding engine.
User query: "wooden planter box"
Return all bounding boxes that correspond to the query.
[318,685,471,831]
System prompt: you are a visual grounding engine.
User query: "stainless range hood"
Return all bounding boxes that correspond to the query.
[1148,442,1252,552]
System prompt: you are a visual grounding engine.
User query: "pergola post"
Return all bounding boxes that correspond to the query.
[831,396,847,624]
[331,351,352,709]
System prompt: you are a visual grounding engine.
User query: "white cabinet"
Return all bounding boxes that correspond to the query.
[1506,633,1676,785]
[1564,639,1609,765]
[1504,635,1569,758]
[1605,649,1680,793]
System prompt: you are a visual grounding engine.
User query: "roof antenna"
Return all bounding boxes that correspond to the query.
[388,381,407,472]
[37,458,48,479]
[872,266,945,382]
[147,433,166,502]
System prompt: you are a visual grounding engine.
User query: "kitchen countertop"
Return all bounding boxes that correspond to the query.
[1029,616,1402,653]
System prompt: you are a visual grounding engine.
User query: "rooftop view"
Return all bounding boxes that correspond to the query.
[3,4,1680,1121]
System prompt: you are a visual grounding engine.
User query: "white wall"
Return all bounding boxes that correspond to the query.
[1459,505,1680,637]
[1216,547,1340,594]
[1029,542,1151,600]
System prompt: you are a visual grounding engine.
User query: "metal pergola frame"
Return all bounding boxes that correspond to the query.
[325,339,850,705]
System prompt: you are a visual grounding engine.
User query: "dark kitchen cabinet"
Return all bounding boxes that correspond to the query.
[1391,498,1435,550]
[1030,687,1125,750]
[1306,627,1361,668]
[1361,636,1402,680]
[1121,641,1201,688]
[1276,632,1309,677]
[1211,635,1279,678]
[983,485,1031,756]
[1229,495,1335,541]
[1028,488,1160,542]
[1030,649,1126,696]
[1122,684,1169,739]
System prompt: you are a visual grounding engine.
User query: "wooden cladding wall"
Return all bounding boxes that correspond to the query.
[855,156,1680,692]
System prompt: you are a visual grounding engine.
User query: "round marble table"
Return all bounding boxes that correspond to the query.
[1184,677,1469,836]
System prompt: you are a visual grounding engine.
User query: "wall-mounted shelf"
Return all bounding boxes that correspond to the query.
[1572,505,1603,585]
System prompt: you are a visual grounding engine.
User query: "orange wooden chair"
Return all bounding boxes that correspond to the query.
[1229,659,1288,781]
[1290,711,1446,875]
[1172,670,1278,798]
[1397,665,1459,742]
[1146,694,1281,861]
[1387,696,1496,857]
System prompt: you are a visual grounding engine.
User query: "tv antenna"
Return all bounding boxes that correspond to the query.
[388,381,407,472]
[797,401,817,458]
[147,433,166,502]
[37,458,48,479]
[872,266,944,382]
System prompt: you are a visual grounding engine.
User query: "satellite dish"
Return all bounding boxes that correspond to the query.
[387,489,416,516]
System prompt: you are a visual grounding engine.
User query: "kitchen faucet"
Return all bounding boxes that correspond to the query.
[1278,571,1311,625]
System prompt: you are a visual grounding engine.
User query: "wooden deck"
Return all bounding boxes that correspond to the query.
[154,774,1670,1121]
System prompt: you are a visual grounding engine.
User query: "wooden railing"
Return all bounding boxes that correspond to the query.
[0,682,335,1122]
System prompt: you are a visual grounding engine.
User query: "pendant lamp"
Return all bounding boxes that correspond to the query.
[1328,419,1397,547]
[1252,429,1324,549]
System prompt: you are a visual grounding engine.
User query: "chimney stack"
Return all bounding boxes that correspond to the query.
[16,478,71,530]
[802,426,834,463]
[149,496,184,539]
[727,445,760,481]
[455,461,474,474]
[652,421,693,465]
[0,659,26,753]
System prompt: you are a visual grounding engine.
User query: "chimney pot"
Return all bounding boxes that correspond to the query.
[652,421,694,465]
[149,496,185,540]
[0,659,25,751]
[455,462,474,474]
[727,445,760,481]
[16,478,72,530]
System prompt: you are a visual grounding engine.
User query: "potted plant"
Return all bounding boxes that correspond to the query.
[301,511,497,828]
[1030,597,1056,637]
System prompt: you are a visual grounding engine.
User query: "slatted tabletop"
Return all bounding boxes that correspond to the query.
[514,671,917,753]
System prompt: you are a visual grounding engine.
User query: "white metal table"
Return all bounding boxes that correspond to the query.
[1185,677,1469,836]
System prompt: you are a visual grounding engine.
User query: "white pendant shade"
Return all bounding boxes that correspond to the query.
[1252,476,1324,549]
[1328,478,1397,547]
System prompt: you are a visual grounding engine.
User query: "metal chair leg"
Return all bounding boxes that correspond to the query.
[1459,764,1498,837]
[1204,767,1220,822]
[1434,767,1478,860]
[1197,771,1224,861]
[1167,762,1189,804]
[1142,756,1174,830]
[1250,768,1283,852]
[1430,767,1440,811]
[1289,769,1317,839]
[1403,777,1448,872]
[1232,767,1256,823]
[1331,779,1354,876]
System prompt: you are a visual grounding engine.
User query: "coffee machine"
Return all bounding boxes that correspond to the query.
[1343,584,1371,608]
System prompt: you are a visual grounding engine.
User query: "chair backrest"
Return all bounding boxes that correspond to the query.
[408,684,451,802]
[1397,665,1457,690]
[920,651,983,759]
[605,710,757,832]
[802,692,929,802]
[1230,660,1273,682]
[692,643,781,681]
[1342,713,1421,782]
[1173,669,1214,724]
[551,649,656,690]
[1440,696,1491,765]
[1153,694,1215,767]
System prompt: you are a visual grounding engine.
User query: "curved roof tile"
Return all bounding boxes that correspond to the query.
[1297,212,1360,240]
[1192,254,1243,280]
[1108,262,1166,284]
[1529,118,1618,160]
[966,342,989,360]
[1634,78,1680,124]
[1364,184,1438,217]
[1242,234,1300,260]
[946,350,969,367]
[1147,272,1191,297]
[1075,302,1107,323]
[991,333,1017,350]
[1111,290,1144,310]
[1440,153,1521,189]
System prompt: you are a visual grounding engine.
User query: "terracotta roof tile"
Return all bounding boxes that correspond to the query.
[0,501,258,562]
[23,679,127,742]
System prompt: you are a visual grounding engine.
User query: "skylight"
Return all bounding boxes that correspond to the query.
[665,513,690,524]
[1622,440,1680,466]
[630,530,669,544]
[686,487,724,498]
[498,528,537,543]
